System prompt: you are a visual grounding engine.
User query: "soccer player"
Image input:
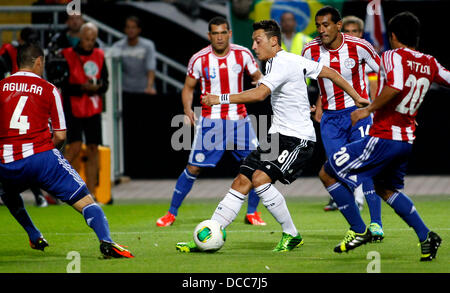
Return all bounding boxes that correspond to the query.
[302,6,384,241]
[0,43,133,258]
[319,12,445,261]
[156,16,266,227]
[175,19,368,252]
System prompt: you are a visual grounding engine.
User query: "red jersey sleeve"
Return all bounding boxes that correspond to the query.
[432,57,450,87]
[49,85,66,131]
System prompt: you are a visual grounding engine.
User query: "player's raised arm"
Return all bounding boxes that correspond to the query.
[181,75,198,125]
[318,65,370,108]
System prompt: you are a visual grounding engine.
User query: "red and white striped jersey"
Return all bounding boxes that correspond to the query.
[0,71,66,163]
[187,44,259,120]
[370,47,450,143]
[302,33,380,110]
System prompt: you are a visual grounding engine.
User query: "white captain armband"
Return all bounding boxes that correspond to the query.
[220,94,230,104]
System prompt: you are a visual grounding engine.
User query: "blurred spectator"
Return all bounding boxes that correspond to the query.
[47,14,104,56]
[49,14,84,51]
[60,22,109,201]
[112,15,157,96]
[0,27,40,78]
[280,11,312,56]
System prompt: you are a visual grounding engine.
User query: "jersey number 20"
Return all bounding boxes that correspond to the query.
[10,95,30,134]
[396,74,430,115]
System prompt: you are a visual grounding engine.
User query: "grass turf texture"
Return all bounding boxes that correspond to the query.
[0,196,448,273]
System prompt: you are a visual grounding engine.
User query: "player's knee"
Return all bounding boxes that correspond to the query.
[251,170,271,188]
[374,184,395,201]
[319,166,336,187]
[231,174,252,195]
[186,164,202,176]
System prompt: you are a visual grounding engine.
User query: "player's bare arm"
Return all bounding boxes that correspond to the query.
[181,75,198,125]
[351,85,400,126]
[145,70,157,95]
[202,84,271,106]
[52,130,66,149]
[313,96,323,123]
[250,69,263,86]
[318,65,369,108]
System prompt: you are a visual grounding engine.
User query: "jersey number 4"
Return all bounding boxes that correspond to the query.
[10,95,30,134]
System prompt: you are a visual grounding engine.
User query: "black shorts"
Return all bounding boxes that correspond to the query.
[66,113,102,145]
[240,133,315,184]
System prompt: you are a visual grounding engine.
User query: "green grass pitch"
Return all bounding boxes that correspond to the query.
[0,196,448,273]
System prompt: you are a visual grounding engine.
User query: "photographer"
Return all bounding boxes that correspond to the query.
[60,22,109,201]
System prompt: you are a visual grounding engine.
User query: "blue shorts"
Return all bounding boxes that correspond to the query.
[321,106,373,157]
[0,149,89,205]
[188,116,258,167]
[324,136,413,191]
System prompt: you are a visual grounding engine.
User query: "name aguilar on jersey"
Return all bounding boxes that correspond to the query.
[2,82,43,95]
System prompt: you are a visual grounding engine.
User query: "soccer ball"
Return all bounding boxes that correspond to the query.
[193,220,226,252]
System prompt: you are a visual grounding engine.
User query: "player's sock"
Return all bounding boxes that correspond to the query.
[255,183,298,237]
[354,184,365,207]
[246,189,260,214]
[168,168,197,216]
[327,182,366,233]
[82,203,113,243]
[1,192,42,242]
[386,192,429,242]
[362,180,382,226]
[211,189,245,229]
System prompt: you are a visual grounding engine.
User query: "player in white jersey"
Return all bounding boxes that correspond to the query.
[175,19,368,253]
[156,17,266,227]
[302,6,384,241]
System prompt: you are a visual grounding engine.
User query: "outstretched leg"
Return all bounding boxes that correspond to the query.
[157,165,200,227]
[0,187,46,250]
[72,194,134,258]
[319,166,372,253]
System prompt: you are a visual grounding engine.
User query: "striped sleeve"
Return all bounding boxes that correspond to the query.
[382,50,403,91]
[187,47,210,79]
[357,39,380,73]
[241,47,258,75]
[432,57,450,87]
[50,86,66,130]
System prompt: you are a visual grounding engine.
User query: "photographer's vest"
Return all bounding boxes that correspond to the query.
[281,32,312,56]
[62,47,104,118]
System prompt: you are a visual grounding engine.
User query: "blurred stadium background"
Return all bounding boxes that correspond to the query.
[1,0,449,202]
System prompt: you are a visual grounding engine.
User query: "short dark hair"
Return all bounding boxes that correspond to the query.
[315,6,342,24]
[252,19,282,46]
[17,42,44,69]
[126,15,141,28]
[208,16,230,31]
[388,11,420,48]
[20,27,40,45]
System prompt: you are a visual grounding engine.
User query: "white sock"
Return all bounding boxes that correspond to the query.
[211,189,245,229]
[354,184,364,206]
[255,183,298,236]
